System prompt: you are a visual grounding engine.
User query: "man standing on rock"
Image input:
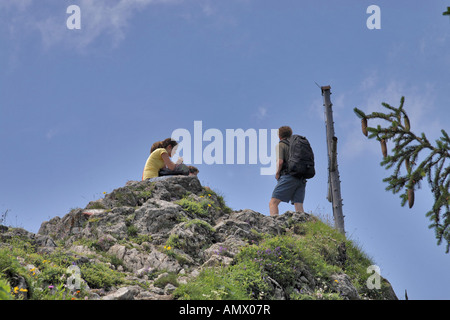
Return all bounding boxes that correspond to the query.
[269,126,307,216]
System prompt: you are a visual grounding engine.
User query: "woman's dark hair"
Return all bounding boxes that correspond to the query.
[150,138,178,153]
[150,141,162,153]
[161,138,178,149]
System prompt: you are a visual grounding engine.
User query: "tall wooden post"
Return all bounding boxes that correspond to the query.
[321,85,345,235]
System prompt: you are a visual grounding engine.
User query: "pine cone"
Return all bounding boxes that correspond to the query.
[404,115,410,131]
[380,139,387,158]
[361,118,368,137]
[408,188,415,208]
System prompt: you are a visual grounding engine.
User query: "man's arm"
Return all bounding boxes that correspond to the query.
[275,142,288,180]
[275,159,283,180]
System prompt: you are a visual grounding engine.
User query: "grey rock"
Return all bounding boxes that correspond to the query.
[201,254,233,268]
[164,283,177,294]
[35,234,57,247]
[38,208,88,239]
[101,286,140,300]
[133,199,187,237]
[107,243,181,273]
[267,276,286,300]
[169,220,215,262]
[203,236,247,260]
[331,273,360,300]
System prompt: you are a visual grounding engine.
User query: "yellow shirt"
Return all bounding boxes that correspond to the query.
[142,148,168,180]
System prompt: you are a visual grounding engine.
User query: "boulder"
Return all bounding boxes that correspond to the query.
[14,175,397,301]
[101,286,140,300]
[331,273,360,300]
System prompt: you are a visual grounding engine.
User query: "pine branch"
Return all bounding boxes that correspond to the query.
[354,97,450,253]
[444,7,450,16]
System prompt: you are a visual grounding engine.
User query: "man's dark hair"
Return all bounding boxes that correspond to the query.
[278,126,293,139]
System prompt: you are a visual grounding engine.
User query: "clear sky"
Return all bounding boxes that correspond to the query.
[1,0,449,299]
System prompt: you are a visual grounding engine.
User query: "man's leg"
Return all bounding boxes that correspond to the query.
[269,198,282,216]
[294,202,304,213]
[292,178,306,213]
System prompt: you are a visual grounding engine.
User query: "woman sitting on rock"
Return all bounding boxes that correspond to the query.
[142,138,183,180]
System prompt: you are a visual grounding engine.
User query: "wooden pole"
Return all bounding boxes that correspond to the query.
[321,85,345,235]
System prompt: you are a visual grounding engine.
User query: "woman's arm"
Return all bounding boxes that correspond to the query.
[161,152,177,170]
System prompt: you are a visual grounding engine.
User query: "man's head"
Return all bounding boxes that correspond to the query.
[278,126,292,140]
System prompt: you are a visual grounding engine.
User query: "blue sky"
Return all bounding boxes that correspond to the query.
[1,0,449,299]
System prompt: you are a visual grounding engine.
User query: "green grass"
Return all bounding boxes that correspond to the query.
[201,188,233,214]
[154,272,179,289]
[80,263,126,290]
[176,197,208,216]
[175,188,232,217]
[0,229,129,300]
[0,278,12,300]
[174,267,251,300]
[185,219,215,233]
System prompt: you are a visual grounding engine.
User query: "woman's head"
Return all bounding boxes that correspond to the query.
[150,138,178,156]
[161,138,178,156]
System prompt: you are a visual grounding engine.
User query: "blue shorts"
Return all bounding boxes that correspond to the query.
[271,174,306,204]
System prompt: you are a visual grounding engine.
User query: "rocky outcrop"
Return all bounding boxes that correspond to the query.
[1,176,397,300]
